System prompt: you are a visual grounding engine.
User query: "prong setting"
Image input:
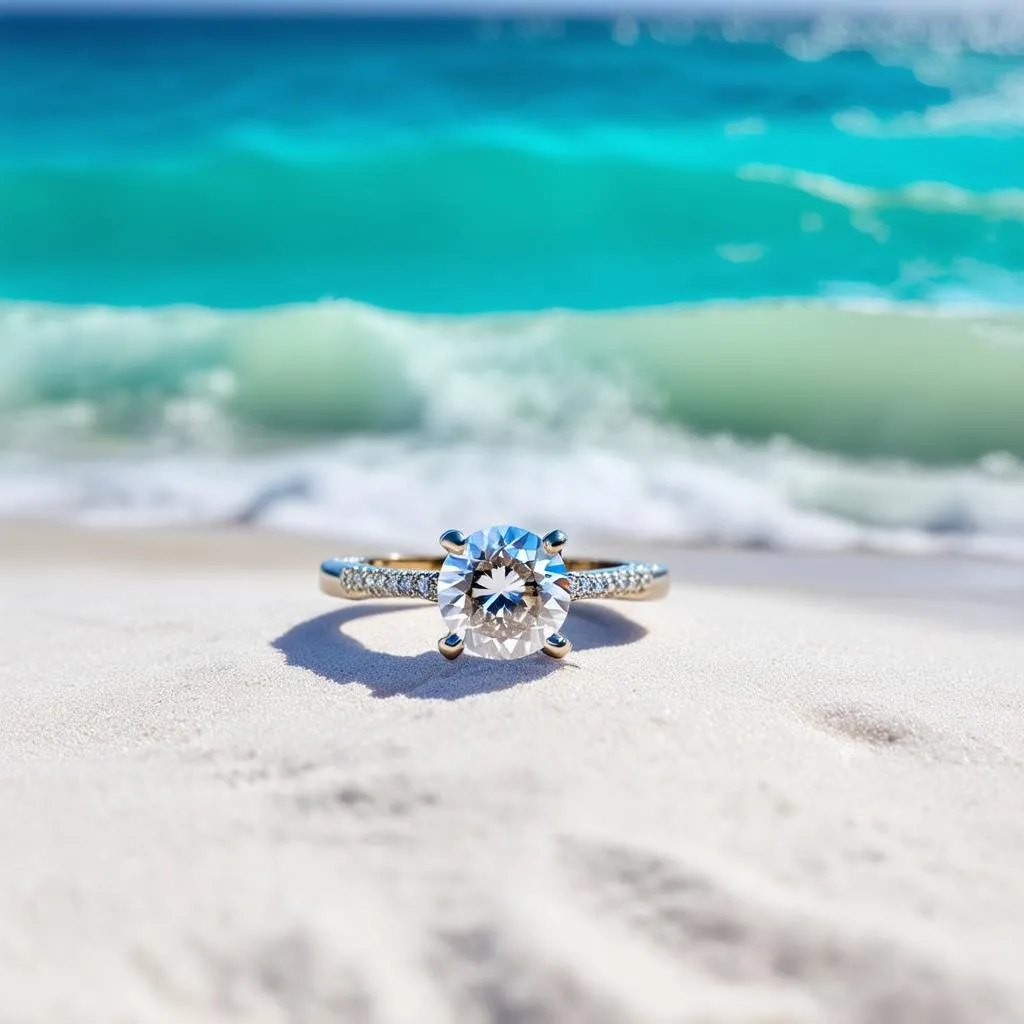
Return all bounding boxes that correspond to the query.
[542,633,572,659]
[542,529,567,556]
[439,528,468,555]
[438,633,465,660]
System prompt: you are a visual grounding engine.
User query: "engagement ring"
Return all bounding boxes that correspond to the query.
[319,524,669,661]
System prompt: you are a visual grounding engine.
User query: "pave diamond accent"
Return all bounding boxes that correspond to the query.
[438,524,571,661]
[334,559,438,602]
[568,564,655,600]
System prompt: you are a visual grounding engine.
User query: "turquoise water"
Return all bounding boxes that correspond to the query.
[3,15,1024,310]
[1,14,1023,554]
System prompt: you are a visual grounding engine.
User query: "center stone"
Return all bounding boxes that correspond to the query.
[437,524,571,660]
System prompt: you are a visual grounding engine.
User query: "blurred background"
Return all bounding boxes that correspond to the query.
[1,0,1023,562]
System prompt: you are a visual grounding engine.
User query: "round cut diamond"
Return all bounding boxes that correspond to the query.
[438,525,571,660]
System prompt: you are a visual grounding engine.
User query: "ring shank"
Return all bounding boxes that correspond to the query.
[320,554,669,603]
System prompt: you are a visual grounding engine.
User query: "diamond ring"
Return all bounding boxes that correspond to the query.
[319,524,669,662]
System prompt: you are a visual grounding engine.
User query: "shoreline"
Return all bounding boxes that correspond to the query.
[5,520,1022,629]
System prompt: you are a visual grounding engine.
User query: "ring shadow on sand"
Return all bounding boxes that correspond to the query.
[272,602,647,700]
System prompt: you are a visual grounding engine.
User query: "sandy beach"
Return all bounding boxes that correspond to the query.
[0,523,1021,1023]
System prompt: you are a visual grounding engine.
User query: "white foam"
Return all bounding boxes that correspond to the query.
[738,164,1024,219]
[3,430,1023,562]
[2,297,1023,560]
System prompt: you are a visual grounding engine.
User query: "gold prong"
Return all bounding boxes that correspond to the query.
[439,633,465,660]
[439,529,468,555]
[542,529,567,555]
[541,633,572,659]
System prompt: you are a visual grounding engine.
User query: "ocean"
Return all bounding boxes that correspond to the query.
[2,13,1023,557]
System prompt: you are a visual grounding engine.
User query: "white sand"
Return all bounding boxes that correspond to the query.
[2,526,1023,1023]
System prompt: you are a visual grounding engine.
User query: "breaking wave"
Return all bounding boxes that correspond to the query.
[3,297,1024,462]
[2,297,1023,559]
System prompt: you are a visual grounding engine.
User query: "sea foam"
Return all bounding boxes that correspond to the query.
[2,298,1023,560]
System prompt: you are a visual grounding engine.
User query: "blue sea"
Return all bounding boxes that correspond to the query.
[2,13,1023,557]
